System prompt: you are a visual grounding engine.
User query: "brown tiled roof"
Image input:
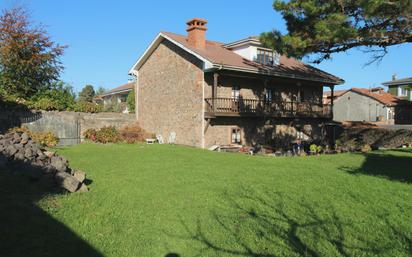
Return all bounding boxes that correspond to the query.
[101,82,134,97]
[162,32,343,85]
[324,87,402,106]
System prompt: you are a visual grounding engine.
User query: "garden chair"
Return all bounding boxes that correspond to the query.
[156,134,164,144]
[168,132,176,144]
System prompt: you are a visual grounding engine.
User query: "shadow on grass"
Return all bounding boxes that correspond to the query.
[166,188,409,257]
[0,153,104,257]
[340,149,412,183]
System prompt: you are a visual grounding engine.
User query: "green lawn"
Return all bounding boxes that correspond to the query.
[1,144,412,257]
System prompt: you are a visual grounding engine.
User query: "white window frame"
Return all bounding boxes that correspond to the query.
[231,127,241,144]
[232,86,240,100]
[398,86,408,97]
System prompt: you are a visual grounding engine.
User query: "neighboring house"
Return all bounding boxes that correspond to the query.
[383,76,412,101]
[382,76,412,124]
[324,87,398,124]
[99,82,134,113]
[128,18,343,148]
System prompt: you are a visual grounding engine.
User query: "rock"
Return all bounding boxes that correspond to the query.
[73,170,86,183]
[24,148,33,159]
[44,151,55,158]
[54,171,81,193]
[76,183,89,193]
[20,133,29,144]
[13,133,21,143]
[6,145,17,156]
[50,156,68,173]
[14,151,25,161]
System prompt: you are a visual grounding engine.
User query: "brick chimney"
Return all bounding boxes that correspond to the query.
[186,18,207,49]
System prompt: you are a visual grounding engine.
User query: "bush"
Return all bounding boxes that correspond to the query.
[309,144,317,153]
[8,126,59,147]
[361,144,372,153]
[103,99,122,113]
[83,128,97,142]
[83,126,120,143]
[126,90,135,113]
[73,101,102,113]
[119,123,151,143]
[31,97,62,111]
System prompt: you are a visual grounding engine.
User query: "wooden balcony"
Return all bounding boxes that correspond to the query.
[204,97,332,119]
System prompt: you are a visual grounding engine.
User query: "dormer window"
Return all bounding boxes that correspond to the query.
[255,49,279,66]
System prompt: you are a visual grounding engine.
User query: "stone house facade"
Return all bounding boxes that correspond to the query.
[129,18,343,149]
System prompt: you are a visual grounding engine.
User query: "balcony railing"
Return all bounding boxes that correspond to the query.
[205,97,332,118]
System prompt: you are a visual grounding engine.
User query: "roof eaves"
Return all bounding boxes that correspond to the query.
[208,64,344,85]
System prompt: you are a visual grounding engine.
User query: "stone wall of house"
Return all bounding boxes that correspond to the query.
[137,40,204,147]
[0,111,135,145]
[204,117,324,149]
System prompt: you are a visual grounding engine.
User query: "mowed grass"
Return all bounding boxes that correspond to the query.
[1,143,412,257]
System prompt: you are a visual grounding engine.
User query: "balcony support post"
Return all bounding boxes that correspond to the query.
[213,73,219,112]
[330,85,335,119]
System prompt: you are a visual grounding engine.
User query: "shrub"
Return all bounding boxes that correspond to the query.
[103,99,122,113]
[309,144,317,153]
[95,126,120,143]
[361,144,372,153]
[119,123,151,143]
[126,90,135,113]
[8,126,59,147]
[83,128,97,142]
[31,97,62,111]
[73,101,102,113]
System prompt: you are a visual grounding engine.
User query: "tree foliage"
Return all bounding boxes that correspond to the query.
[261,0,412,64]
[126,90,135,113]
[0,7,66,98]
[78,84,95,102]
[30,81,76,111]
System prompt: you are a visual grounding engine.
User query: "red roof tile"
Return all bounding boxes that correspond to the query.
[101,82,134,97]
[324,87,402,106]
[162,32,343,84]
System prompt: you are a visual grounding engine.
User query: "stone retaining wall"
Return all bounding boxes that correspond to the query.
[0,111,135,145]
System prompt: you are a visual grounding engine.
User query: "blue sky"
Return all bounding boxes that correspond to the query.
[1,0,411,92]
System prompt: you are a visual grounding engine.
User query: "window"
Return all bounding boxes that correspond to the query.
[232,86,240,100]
[266,89,273,102]
[398,86,408,97]
[231,128,241,144]
[256,49,276,65]
[299,90,305,102]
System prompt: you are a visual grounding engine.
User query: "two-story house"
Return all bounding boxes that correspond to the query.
[383,76,412,124]
[129,18,343,149]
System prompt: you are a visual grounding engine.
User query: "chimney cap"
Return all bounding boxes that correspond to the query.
[186,18,208,31]
[186,17,208,25]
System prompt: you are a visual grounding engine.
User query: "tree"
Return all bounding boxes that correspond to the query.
[261,0,412,64]
[126,89,135,113]
[95,86,106,96]
[78,84,95,102]
[0,7,66,98]
[31,81,76,111]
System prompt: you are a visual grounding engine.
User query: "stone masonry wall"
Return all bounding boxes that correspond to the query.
[137,40,204,147]
[0,111,135,145]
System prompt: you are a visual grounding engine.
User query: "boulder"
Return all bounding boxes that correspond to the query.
[50,156,68,173]
[76,183,89,193]
[54,171,81,193]
[73,170,86,183]
[6,145,17,156]
[20,133,29,145]
[24,148,34,159]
